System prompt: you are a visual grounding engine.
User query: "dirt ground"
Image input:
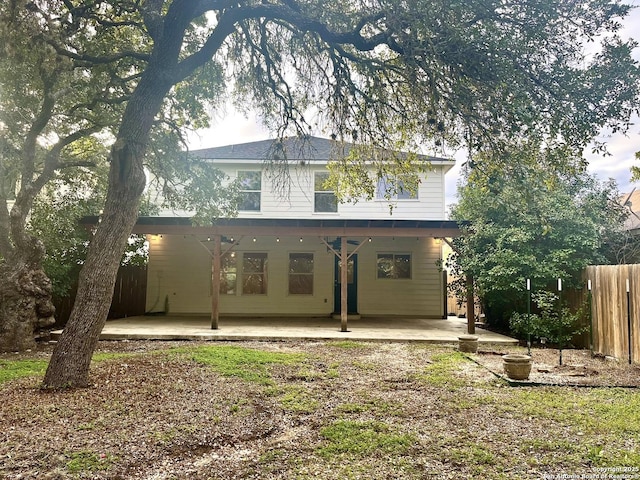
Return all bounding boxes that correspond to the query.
[1,340,639,479]
[471,344,640,387]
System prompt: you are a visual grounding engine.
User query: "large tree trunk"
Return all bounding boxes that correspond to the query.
[42,67,173,388]
[0,259,56,352]
[42,139,148,388]
[0,235,56,352]
[42,0,221,388]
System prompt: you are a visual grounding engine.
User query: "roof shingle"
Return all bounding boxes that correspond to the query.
[188,135,453,164]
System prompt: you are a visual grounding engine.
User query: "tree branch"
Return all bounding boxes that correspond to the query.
[175,4,396,83]
[47,41,150,65]
[55,160,98,170]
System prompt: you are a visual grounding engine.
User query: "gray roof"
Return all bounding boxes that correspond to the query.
[188,136,453,164]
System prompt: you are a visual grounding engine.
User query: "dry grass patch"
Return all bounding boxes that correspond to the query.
[1,340,639,479]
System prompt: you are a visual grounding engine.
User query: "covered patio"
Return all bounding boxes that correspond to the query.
[124,217,477,332]
[51,315,517,344]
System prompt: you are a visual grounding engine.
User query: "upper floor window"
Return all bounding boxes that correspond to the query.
[314,172,338,213]
[376,176,418,200]
[289,253,314,295]
[238,171,261,211]
[242,252,267,294]
[377,253,411,279]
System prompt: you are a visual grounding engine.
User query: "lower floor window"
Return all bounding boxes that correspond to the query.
[377,253,411,279]
[289,253,314,294]
[243,252,267,294]
[220,253,237,294]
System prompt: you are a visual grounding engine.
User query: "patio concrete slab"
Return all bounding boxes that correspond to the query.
[51,315,518,344]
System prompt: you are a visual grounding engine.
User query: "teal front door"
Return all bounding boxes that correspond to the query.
[334,255,358,314]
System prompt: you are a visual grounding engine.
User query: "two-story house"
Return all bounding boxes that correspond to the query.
[134,136,459,331]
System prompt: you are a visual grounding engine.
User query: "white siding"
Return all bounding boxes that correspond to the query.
[146,234,444,317]
[357,238,444,317]
[152,162,449,221]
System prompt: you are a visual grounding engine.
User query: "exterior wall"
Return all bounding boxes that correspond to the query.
[357,237,443,317]
[153,162,449,221]
[146,233,444,317]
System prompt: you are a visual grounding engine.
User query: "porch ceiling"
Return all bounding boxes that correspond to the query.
[82,216,463,238]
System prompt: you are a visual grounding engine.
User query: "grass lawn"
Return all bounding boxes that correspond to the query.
[1,340,638,479]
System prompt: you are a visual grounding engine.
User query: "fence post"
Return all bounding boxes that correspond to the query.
[587,279,593,356]
[627,278,632,365]
[526,278,531,356]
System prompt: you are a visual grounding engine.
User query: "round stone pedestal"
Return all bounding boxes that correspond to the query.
[458,335,479,353]
[502,354,532,380]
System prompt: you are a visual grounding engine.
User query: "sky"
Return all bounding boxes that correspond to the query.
[187,4,640,211]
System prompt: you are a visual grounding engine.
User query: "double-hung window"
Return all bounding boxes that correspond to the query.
[314,172,338,213]
[377,253,412,279]
[242,253,267,294]
[237,171,261,211]
[375,175,418,200]
[289,253,314,294]
[220,253,237,294]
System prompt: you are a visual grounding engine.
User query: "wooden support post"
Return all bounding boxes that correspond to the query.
[341,236,348,332]
[211,235,221,330]
[466,274,475,334]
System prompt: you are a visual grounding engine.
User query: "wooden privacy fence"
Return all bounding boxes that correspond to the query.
[109,265,147,320]
[584,264,640,364]
[53,265,147,326]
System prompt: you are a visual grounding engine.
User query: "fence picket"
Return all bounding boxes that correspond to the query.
[584,265,640,363]
[52,265,147,326]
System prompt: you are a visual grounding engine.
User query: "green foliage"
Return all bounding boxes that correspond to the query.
[65,450,114,473]
[278,386,319,412]
[506,388,640,437]
[632,151,640,182]
[26,163,107,296]
[172,345,305,385]
[0,359,48,384]
[318,420,414,457]
[511,291,589,364]
[336,398,404,416]
[0,352,133,385]
[0,0,233,299]
[449,140,627,327]
[449,444,496,466]
[509,312,542,341]
[128,0,640,202]
[145,141,240,225]
[414,351,469,389]
[328,340,369,349]
[5,0,639,363]
[27,161,151,296]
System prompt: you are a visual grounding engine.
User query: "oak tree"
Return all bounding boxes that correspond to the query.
[0,1,235,352]
[31,0,640,387]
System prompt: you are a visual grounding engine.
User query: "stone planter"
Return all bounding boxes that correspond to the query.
[502,354,532,380]
[458,335,479,353]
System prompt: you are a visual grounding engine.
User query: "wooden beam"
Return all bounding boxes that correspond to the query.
[466,274,475,334]
[133,224,462,238]
[341,236,348,332]
[211,235,221,330]
[347,237,369,260]
[319,237,341,258]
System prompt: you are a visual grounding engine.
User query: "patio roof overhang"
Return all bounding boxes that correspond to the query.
[81,216,463,238]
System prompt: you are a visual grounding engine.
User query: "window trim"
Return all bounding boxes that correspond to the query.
[313,171,338,213]
[376,253,412,280]
[288,252,314,295]
[241,252,268,295]
[219,253,237,295]
[237,170,262,212]
[375,176,419,201]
